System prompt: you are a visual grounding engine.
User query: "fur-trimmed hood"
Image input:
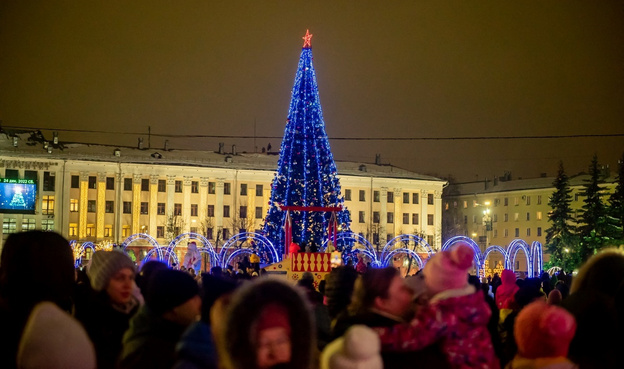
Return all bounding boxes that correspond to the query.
[219,277,315,369]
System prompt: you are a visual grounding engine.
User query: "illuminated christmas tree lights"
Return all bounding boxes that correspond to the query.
[262,30,352,255]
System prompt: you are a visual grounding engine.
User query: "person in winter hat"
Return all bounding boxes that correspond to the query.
[375,242,500,369]
[17,301,96,369]
[119,269,201,369]
[495,269,518,310]
[505,300,577,369]
[320,325,383,369]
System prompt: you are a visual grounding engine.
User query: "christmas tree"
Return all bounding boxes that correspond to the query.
[262,30,352,255]
[9,187,26,208]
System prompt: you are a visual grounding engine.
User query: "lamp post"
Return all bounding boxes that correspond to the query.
[481,201,492,250]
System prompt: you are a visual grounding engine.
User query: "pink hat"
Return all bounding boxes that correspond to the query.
[514,300,576,359]
[423,242,474,294]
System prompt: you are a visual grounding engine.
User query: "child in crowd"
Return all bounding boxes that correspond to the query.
[375,242,500,369]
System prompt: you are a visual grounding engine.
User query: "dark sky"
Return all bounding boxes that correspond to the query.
[1,1,623,182]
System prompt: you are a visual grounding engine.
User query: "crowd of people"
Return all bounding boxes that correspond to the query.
[1,230,623,369]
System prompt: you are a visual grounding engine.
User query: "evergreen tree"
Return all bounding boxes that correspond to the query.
[545,161,578,270]
[607,152,624,240]
[578,154,621,261]
[261,31,351,255]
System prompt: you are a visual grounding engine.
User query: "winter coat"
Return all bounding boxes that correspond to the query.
[495,270,519,310]
[173,321,219,369]
[118,305,189,369]
[219,278,315,369]
[376,286,500,369]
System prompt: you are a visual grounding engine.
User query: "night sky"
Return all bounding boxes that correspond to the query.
[1,2,623,182]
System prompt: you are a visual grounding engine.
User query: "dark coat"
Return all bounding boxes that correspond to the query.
[173,321,218,369]
[220,278,315,369]
[118,305,188,369]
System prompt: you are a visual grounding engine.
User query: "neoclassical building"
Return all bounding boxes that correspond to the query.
[0,131,447,262]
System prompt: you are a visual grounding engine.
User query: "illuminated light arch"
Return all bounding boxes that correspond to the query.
[381,234,434,264]
[120,233,162,260]
[481,245,508,277]
[507,239,532,274]
[382,248,424,270]
[73,241,96,268]
[531,241,544,275]
[219,232,280,269]
[143,247,179,267]
[439,236,483,276]
[547,266,562,276]
[168,232,219,269]
[321,231,379,265]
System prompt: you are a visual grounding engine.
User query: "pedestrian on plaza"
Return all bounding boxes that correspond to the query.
[119,269,201,369]
[324,266,359,334]
[218,278,315,369]
[0,230,77,369]
[561,247,624,369]
[320,325,383,369]
[375,242,499,368]
[76,250,140,369]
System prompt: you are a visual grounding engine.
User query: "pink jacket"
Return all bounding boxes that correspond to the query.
[495,269,519,310]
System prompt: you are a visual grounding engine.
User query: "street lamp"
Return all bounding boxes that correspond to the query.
[482,201,492,248]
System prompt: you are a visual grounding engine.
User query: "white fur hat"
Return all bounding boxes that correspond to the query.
[320,325,383,369]
[17,301,96,369]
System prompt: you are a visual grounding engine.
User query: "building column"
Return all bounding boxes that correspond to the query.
[114,172,123,243]
[421,192,429,242]
[132,174,141,235]
[166,175,176,216]
[215,180,224,233]
[149,175,159,238]
[199,178,209,234]
[393,188,402,236]
[78,172,88,240]
[96,173,106,239]
[434,189,443,251]
[183,176,192,234]
[380,187,388,246]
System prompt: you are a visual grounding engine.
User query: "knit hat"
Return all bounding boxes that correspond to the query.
[135,260,168,294]
[255,303,291,338]
[320,325,382,369]
[87,250,136,291]
[423,242,474,294]
[144,269,199,314]
[514,300,576,359]
[495,269,519,309]
[17,301,96,369]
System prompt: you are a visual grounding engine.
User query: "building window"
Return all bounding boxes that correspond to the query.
[526,228,531,236]
[70,199,78,212]
[240,183,247,196]
[472,215,477,224]
[537,195,542,205]
[403,192,410,204]
[223,183,231,195]
[106,177,115,190]
[463,201,468,209]
[105,201,114,213]
[537,227,542,236]
[208,182,215,194]
[256,184,263,196]
[41,219,54,231]
[504,213,508,222]
[473,200,478,208]
[504,229,509,238]
[190,204,198,217]
[427,194,434,205]
[158,180,166,192]
[190,227,198,234]
[103,225,111,237]
[206,228,213,240]
[387,192,394,203]
[427,214,434,226]
[514,213,519,221]
[413,193,419,204]
[525,196,531,205]
[223,205,230,218]
[504,197,508,206]
[71,175,80,188]
[157,203,165,215]
[86,224,95,237]
[493,214,498,222]
[175,180,183,193]
[191,181,199,193]
[403,213,409,224]
[255,207,263,219]
[123,178,132,191]
[463,215,467,225]
[43,172,56,191]
[373,212,380,223]
[42,195,55,215]
[359,190,366,201]
[359,211,365,223]
[387,212,394,223]
[140,178,148,191]
[373,191,380,202]
[494,199,500,206]
[85,176,95,189]
[344,189,351,201]
[412,213,419,225]
[122,226,130,238]
[513,197,519,206]
[140,202,148,215]
[87,200,96,213]
[22,218,36,231]
[123,201,132,214]
[174,203,182,216]
[493,229,498,238]
[69,223,78,237]
[207,205,214,217]
[515,228,520,237]
[526,212,530,221]
[157,226,164,238]
[240,206,247,219]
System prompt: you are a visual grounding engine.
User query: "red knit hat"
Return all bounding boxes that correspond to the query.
[514,300,576,359]
[255,303,291,337]
[423,242,474,294]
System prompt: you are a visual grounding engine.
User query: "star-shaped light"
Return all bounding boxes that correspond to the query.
[302,29,313,48]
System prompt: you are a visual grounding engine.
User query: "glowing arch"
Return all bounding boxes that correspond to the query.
[120,233,162,260]
[531,241,544,276]
[219,232,280,269]
[168,232,220,268]
[382,248,424,269]
[380,234,434,262]
[143,246,179,267]
[72,241,96,268]
[322,232,379,266]
[439,236,483,276]
[507,239,532,274]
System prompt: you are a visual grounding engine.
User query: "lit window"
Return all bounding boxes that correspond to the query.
[42,195,55,215]
[70,199,79,212]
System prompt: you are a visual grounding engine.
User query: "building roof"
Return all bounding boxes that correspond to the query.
[1,130,445,182]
